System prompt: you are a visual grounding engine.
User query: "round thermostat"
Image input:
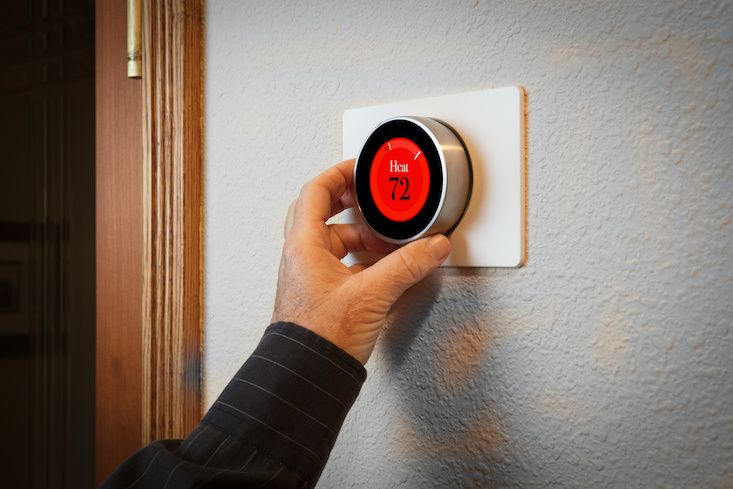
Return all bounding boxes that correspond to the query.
[353,116,472,244]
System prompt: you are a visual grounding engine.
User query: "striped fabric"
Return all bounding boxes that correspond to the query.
[100,322,366,489]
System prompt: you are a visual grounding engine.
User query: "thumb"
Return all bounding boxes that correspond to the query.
[360,234,451,303]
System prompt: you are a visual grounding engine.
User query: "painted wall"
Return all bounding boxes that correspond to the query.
[203,1,733,487]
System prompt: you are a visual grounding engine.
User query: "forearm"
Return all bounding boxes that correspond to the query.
[99,322,366,489]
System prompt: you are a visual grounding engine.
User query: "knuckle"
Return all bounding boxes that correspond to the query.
[284,201,297,236]
[396,250,424,283]
[298,182,314,201]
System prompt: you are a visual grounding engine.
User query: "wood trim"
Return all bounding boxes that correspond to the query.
[141,0,204,442]
[96,0,144,481]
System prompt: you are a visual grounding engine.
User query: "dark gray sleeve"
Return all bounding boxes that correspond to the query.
[98,322,366,489]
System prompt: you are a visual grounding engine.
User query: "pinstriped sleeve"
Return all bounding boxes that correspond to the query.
[99,322,366,489]
[204,321,367,483]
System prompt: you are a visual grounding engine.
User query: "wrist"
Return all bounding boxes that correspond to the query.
[267,321,369,372]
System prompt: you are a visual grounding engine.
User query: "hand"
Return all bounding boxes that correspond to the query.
[271,159,451,365]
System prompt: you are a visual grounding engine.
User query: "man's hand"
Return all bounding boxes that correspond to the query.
[271,159,451,365]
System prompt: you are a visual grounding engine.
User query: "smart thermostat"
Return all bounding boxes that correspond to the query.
[353,116,472,244]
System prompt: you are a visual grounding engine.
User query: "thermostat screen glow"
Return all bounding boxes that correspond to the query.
[369,137,430,222]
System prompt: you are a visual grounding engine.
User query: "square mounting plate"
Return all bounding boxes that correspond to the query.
[341,86,526,268]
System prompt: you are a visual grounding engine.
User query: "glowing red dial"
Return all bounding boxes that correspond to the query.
[369,137,431,222]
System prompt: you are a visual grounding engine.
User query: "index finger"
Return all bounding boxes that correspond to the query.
[294,159,355,225]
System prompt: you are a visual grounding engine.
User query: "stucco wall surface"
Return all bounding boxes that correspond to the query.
[203,1,733,487]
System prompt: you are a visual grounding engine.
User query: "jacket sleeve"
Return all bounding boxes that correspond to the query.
[99,322,366,489]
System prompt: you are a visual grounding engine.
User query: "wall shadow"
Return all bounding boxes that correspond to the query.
[378,270,511,486]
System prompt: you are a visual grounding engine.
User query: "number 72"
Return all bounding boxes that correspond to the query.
[388,177,410,200]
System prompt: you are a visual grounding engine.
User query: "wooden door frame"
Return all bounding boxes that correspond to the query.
[96,0,204,482]
[141,0,204,443]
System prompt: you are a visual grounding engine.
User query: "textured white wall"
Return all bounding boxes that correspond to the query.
[203,1,733,487]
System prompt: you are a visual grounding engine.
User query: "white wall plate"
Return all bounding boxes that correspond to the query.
[341,86,526,268]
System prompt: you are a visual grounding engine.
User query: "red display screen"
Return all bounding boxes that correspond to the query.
[369,137,431,222]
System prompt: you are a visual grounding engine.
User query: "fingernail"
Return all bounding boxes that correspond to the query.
[428,234,451,261]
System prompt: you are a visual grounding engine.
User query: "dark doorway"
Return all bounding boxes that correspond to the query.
[0,0,96,487]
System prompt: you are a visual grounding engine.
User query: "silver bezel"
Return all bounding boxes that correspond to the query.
[353,116,471,245]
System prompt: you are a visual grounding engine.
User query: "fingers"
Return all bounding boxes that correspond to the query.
[328,223,398,258]
[359,234,451,303]
[328,186,356,218]
[293,160,355,229]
